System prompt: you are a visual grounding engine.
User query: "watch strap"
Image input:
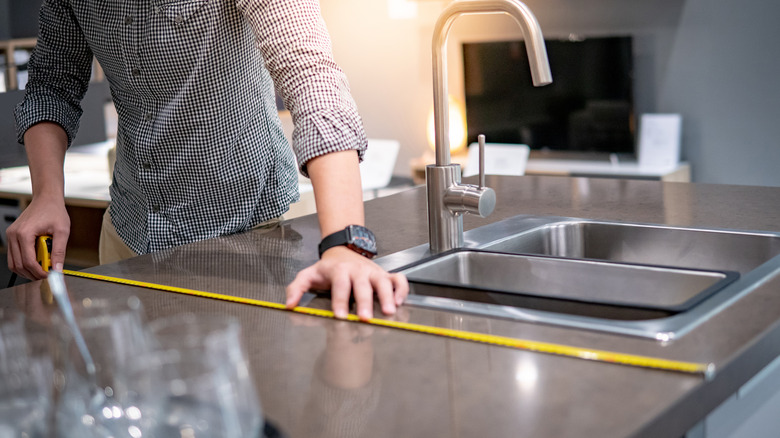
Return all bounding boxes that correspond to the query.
[318,225,377,259]
[318,228,350,258]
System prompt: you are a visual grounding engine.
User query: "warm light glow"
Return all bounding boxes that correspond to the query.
[427,94,468,156]
[387,0,418,19]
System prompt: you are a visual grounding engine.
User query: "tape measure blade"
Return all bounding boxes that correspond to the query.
[61,270,712,377]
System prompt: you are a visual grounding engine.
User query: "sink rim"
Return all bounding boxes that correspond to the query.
[376,215,780,341]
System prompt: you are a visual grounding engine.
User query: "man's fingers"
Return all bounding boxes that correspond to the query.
[50,232,69,272]
[287,253,409,322]
[19,235,46,280]
[285,281,307,309]
[391,273,410,306]
[286,268,321,308]
[7,238,32,280]
[373,275,397,316]
[353,276,375,321]
[330,271,352,320]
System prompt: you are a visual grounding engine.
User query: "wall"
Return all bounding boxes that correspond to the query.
[318,1,443,180]
[320,0,780,187]
[658,0,780,187]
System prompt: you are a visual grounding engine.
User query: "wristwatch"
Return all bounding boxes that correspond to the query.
[318,225,377,259]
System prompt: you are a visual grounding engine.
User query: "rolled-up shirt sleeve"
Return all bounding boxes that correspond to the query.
[236,0,367,176]
[14,0,94,147]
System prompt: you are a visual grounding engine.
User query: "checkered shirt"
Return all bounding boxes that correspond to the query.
[15,0,367,254]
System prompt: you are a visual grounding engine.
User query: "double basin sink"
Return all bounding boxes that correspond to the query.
[376,216,780,340]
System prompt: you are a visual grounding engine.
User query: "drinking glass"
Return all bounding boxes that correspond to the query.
[52,295,162,438]
[149,313,263,438]
[0,312,53,438]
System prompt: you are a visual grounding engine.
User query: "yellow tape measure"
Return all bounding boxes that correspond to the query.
[38,237,714,378]
[60,269,715,378]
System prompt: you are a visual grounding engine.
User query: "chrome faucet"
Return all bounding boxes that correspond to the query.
[427,0,553,253]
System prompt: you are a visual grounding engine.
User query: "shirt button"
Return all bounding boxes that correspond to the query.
[174,14,184,23]
[142,162,152,170]
[144,112,154,121]
[132,68,141,77]
[124,16,133,25]
[152,205,161,213]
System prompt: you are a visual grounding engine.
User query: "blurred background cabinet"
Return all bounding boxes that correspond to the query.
[0,38,36,92]
[0,0,42,89]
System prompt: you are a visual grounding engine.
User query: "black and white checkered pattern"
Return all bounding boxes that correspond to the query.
[15,0,367,254]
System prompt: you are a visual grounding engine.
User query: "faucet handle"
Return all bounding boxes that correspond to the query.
[478,134,486,189]
[444,184,496,218]
[443,134,496,218]
[443,133,496,217]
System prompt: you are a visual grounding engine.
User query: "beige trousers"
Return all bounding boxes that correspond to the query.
[98,209,283,265]
[99,209,138,265]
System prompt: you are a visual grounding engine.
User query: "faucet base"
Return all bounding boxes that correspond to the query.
[427,164,464,253]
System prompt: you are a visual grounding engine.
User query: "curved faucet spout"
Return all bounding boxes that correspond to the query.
[426,0,552,253]
[432,0,552,166]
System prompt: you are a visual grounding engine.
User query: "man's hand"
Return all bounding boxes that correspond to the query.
[286,246,409,321]
[295,148,408,320]
[7,122,70,280]
[6,198,70,280]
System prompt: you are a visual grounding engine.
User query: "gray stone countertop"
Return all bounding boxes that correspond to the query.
[4,175,780,437]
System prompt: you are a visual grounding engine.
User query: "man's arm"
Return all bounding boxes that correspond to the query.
[9,0,96,279]
[6,122,71,279]
[238,0,408,316]
[285,150,408,320]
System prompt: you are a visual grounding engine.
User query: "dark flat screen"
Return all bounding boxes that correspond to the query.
[463,36,635,154]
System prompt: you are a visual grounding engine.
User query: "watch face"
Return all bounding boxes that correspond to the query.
[348,225,377,257]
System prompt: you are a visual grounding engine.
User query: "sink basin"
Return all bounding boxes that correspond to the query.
[378,215,780,340]
[401,248,737,314]
[476,219,780,275]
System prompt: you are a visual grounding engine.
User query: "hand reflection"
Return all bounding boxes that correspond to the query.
[288,308,409,438]
[319,320,375,389]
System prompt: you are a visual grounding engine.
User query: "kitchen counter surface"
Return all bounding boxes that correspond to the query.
[4,175,780,437]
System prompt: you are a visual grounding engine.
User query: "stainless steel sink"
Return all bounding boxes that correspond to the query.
[475,218,780,275]
[401,249,737,311]
[377,215,780,340]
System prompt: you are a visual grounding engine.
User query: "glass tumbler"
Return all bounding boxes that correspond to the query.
[52,296,162,438]
[149,313,263,438]
[0,313,53,438]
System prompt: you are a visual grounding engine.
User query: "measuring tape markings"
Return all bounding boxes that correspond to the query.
[60,268,715,378]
